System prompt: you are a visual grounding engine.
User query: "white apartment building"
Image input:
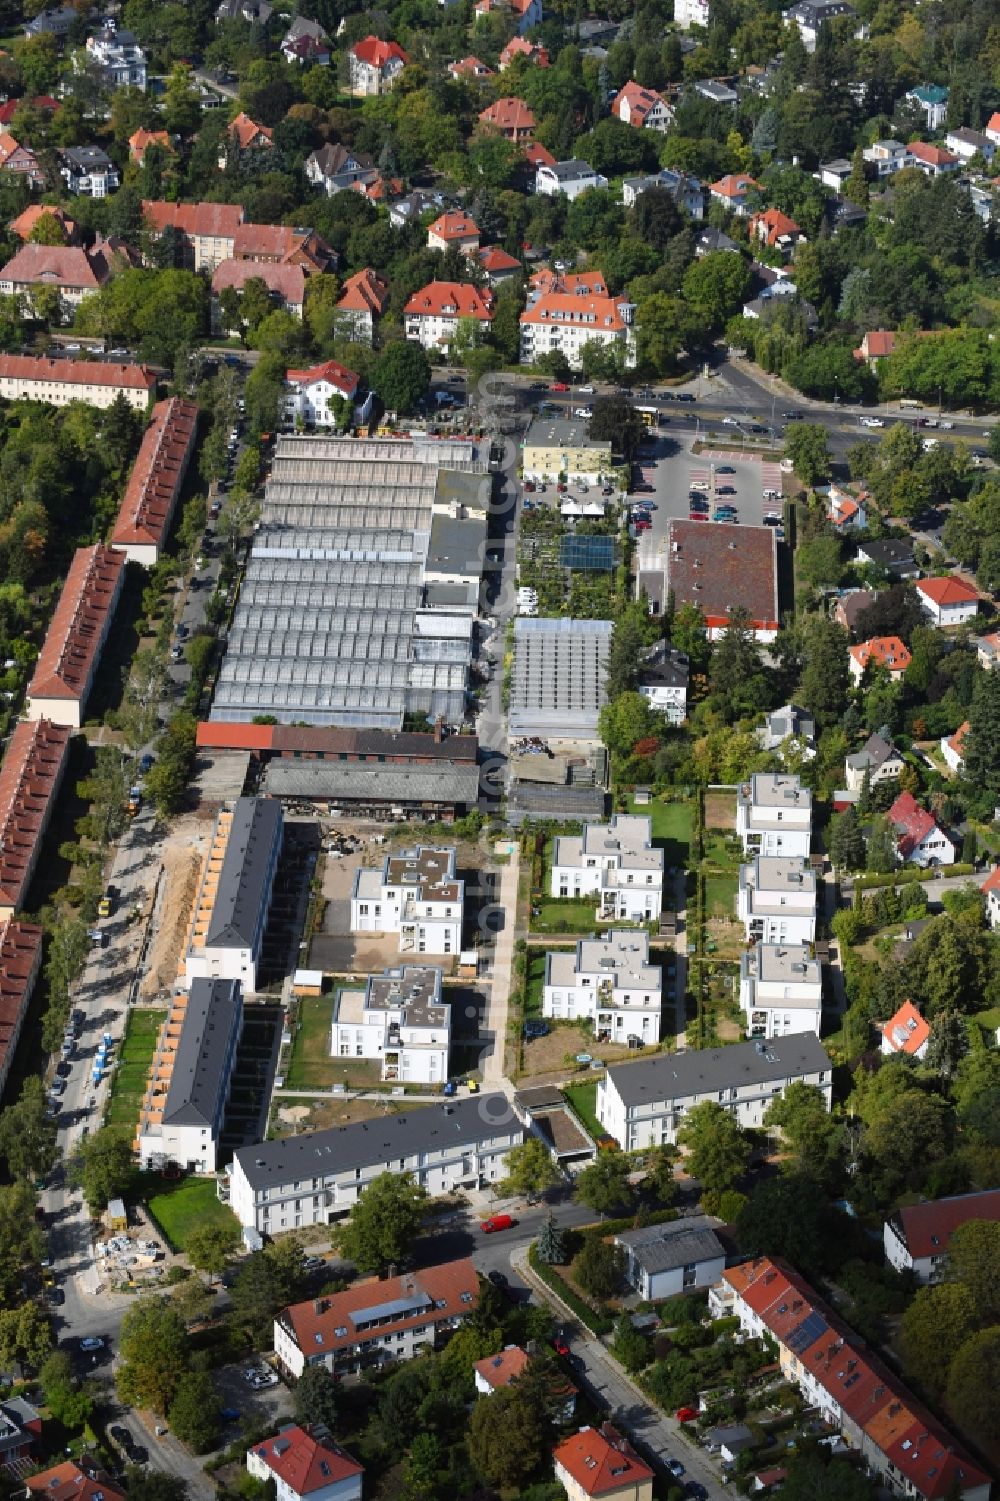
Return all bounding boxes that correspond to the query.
[596,1035,833,1151]
[283,359,359,428]
[0,355,156,410]
[519,290,636,370]
[738,942,822,1039]
[551,815,664,922]
[736,773,812,858]
[84,24,147,88]
[535,159,609,200]
[226,1094,523,1233]
[351,847,463,957]
[403,281,494,352]
[638,647,688,724]
[184,798,283,992]
[329,965,450,1085]
[737,856,817,945]
[673,0,710,24]
[543,931,662,1044]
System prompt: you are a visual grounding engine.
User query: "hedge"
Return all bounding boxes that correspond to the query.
[528,1242,614,1336]
[578,1207,678,1239]
[853,862,975,890]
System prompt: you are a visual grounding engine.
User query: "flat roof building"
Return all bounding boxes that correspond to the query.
[551,814,664,922]
[26,545,125,728]
[137,978,243,1173]
[737,856,817,945]
[111,398,198,566]
[509,616,613,740]
[544,931,662,1045]
[638,520,780,640]
[262,759,481,821]
[0,719,71,920]
[0,354,156,410]
[737,772,812,858]
[184,797,283,992]
[739,941,822,1039]
[351,846,463,957]
[331,965,450,1085]
[522,417,612,485]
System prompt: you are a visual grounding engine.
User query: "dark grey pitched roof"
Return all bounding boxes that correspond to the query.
[233,1093,522,1189]
[857,539,915,570]
[616,1221,725,1273]
[161,978,242,1127]
[206,797,282,949]
[607,1035,832,1107]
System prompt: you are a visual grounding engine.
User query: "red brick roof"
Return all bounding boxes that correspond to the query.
[946,719,970,761]
[854,330,897,360]
[281,1258,480,1358]
[664,519,779,632]
[474,1345,530,1388]
[352,35,408,68]
[849,635,911,673]
[751,207,802,245]
[9,204,76,241]
[337,267,390,316]
[449,56,494,78]
[554,1425,654,1496]
[404,280,494,320]
[0,918,42,1075]
[891,1190,1000,1260]
[196,722,479,761]
[0,355,156,394]
[427,211,480,242]
[907,141,958,167]
[211,258,306,305]
[612,80,668,126]
[129,127,171,162]
[27,1458,124,1501]
[111,397,198,551]
[285,359,359,397]
[520,289,628,332]
[232,223,330,268]
[478,245,521,272]
[0,241,111,289]
[887,790,939,858]
[881,999,931,1055]
[0,96,59,125]
[500,36,549,66]
[983,865,1000,895]
[227,112,273,151]
[0,719,70,911]
[250,1425,363,1494]
[710,172,760,198]
[522,141,555,167]
[27,545,125,704]
[528,267,608,296]
[915,574,980,607]
[479,96,536,133]
[142,200,245,241]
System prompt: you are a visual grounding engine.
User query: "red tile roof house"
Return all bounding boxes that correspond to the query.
[612,80,673,131]
[708,172,761,215]
[110,397,198,567]
[349,36,409,96]
[232,222,335,273]
[885,1189,1000,1283]
[427,211,481,254]
[750,207,805,258]
[984,865,1000,929]
[9,203,78,242]
[218,110,273,168]
[0,919,43,1096]
[403,280,494,350]
[853,329,898,367]
[553,1423,655,1501]
[887,789,956,867]
[714,1258,991,1501]
[129,126,172,165]
[474,1344,578,1423]
[273,1257,480,1379]
[142,199,245,271]
[0,239,114,319]
[499,35,550,69]
[335,267,390,341]
[475,0,543,33]
[284,359,360,429]
[915,574,981,627]
[26,544,126,729]
[448,56,495,80]
[26,1457,125,1501]
[246,1424,363,1501]
[847,635,912,683]
[940,717,970,774]
[0,354,156,410]
[479,96,536,140]
[825,484,867,531]
[905,140,960,176]
[211,258,307,328]
[0,718,72,919]
[478,245,523,284]
[0,95,60,127]
[880,998,931,1060]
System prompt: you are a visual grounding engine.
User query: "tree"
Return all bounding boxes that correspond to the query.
[797,533,845,591]
[574,1236,627,1298]
[589,395,644,462]
[682,252,752,331]
[709,606,768,721]
[644,1144,680,1204]
[923,1009,969,1079]
[843,145,869,207]
[678,1101,751,1192]
[185,1223,239,1284]
[123,1472,187,1501]
[0,1300,52,1373]
[499,1137,560,1198]
[536,1214,567,1265]
[29,211,68,245]
[337,1171,427,1275]
[797,617,850,726]
[781,1452,876,1501]
[606,602,655,698]
[0,1076,56,1182]
[68,1128,135,1211]
[116,1298,189,1414]
[405,1432,448,1498]
[40,1350,92,1429]
[784,423,831,486]
[900,1281,977,1396]
[764,1082,844,1187]
[612,1312,651,1374]
[946,1328,1000,1439]
[828,805,865,870]
[736,1176,842,1275]
[574,1150,633,1215]
[294,1363,340,1432]
[946,1220,1000,1323]
[963,670,1000,806]
[468,1383,548,1489]
[168,1371,220,1453]
[372,340,430,415]
[230,1242,305,1344]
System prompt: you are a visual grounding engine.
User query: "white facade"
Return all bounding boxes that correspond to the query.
[736,773,812,858]
[351,847,463,957]
[906,87,949,130]
[639,677,687,722]
[551,814,664,921]
[84,26,147,88]
[739,942,822,1039]
[536,161,609,200]
[330,966,450,1085]
[738,856,817,945]
[673,0,710,26]
[863,139,908,176]
[543,931,662,1044]
[915,580,980,627]
[615,1222,725,1300]
[883,1192,1000,1284]
[0,360,154,410]
[246,1428,362,1501]
[184,799,283,993]
[283,367,358,428]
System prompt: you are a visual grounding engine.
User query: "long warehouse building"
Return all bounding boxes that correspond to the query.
[210,435,490,729]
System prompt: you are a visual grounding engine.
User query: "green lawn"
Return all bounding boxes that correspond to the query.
[531,895,600,934]
[628,797,693,867]
[147,1177,240,1252]
[702,830,742,870]
[285,993,336,1089]
[525,952,547,1018]
[704,872,739,918]
[104,1009,166,1132]
[562,1081,603,1139]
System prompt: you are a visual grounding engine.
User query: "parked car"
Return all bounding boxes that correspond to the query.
[666,1459,685,1478]
[676,392,695,402]
[688,510,708,521]
[552,1335,571,1358]
[715,484,736,495]
[549,382,569,392]
[860,416,884,428]
[480,1214,515,1234]
[676,1407,699,1422]
[487,1269,509,1290]
[80,1337,104,1352]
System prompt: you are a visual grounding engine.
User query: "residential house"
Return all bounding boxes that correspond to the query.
[833,588,879,633]
[818,158,852,190]
[825,485,866,531]
[427,212,480,254]
[536,159,609,199]
[783,0,857,51]
[232,223,335,273]
[848,635,912,683]
[946,126,995,162]
[612,81,673,131]
[522,140,556,172]
[527,267,609,298]
[705,1427,757,1464]
[621,168,704,217]
[474,1345,577,1421]
[756,703,816,757]
[281,17,331,66]
[906,85,949,130]
[736,773,812,858]
[216,0,273,20]
[863,139,909,176]
[183,797,283,991]
[477,245,522,284]
[694,79,738,105]
[915,575,980,627]
[553,1424,654,1501]
[335,267,389,341]
[987,111,1000,146]
[23,7,77,37]
[26,546,125,728]
[404,280,494,350]
[388,188,449,228]
[283,359,360,428]
[985,866,1000,929]
[739,941,822,1039]
[884,1189,1000,1283]
[478,97,536,141]
[0,141,44,190]
[709,173,761,214]
[887,790,955,867]
[737,856,817,945]
[714,1257,991,1501]
[448,56,494,80]
[0,1394,41,1468]
[305,143,379,196]
[349,36,408,95]
[474,0,543,33]
[0,920,43,1099]
[329,965,451,1085]
[274,1259,481,1379]
[0,353,155,409]
[137,978,243,1173]
[941,719,969,773]
[0,240,113,319]
[543,931,662,1044]
[351,846,464,957]
[218,111,273,168]
[211,259,306,326]
[852,330,900,368]
[695,226,740,254]
[880,998,931,1060]
[638,644,689,724]
[550,815,664,921]
[9,204,76,242]
[228,1095,522,1232]
[246,1426,363,1501]
[83,25,147,89]
[60,145,119,197]
[519,288,635,369]
[522,416,611,485]
[129,127,172,165]
[142,199,244,271]
[854,536,919,578]
[499,36,549,69]
[26,1457,124,1501]
[0,719,70,921]
[615,1220,725,1300]
[750,208,805,257]
[906,141,960,176]
[110,396,199,566]
[674,0,711,24]
[975,630,1000,670]
[844,732,904,792]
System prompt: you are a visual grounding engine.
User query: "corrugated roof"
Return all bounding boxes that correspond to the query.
[28,545,125,704]
[262,758,480,805]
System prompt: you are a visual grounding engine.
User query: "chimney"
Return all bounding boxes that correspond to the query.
[434,717,444,744]
[313,1298,327,1315]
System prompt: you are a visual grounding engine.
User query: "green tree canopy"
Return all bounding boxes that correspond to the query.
[677,1101,751,1193]
[372,340,431,415]
[337,1171,428,1275]
[116,1297,190,1415]
[574,1150,634,1215]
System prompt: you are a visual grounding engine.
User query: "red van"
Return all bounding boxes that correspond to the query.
[480,1214,515,1233]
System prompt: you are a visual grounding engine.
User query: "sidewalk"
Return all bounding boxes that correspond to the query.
[482,845,520,1088]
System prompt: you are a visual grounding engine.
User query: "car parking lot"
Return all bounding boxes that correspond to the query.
[631,432,784,551]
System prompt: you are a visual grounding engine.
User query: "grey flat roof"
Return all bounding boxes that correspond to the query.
[616,1221,725,1274]
[525,417,610,450]
[233,1093,522,1190]
[206,797,282,949]
[162,978,242,1127]
[607,1035,831,1107]
[261,759,480,806]
[426,513,487,577]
